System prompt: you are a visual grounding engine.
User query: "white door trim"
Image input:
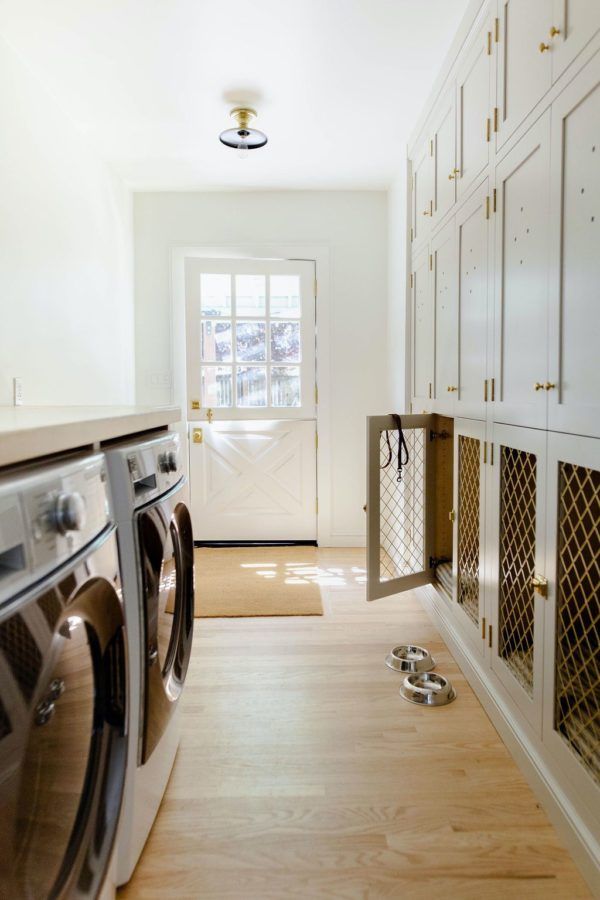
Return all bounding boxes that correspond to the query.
[169,242,334,547]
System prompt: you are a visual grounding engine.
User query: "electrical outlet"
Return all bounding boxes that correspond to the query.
[13,377,23,406]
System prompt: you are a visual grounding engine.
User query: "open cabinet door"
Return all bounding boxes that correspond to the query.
[367,414,453,601]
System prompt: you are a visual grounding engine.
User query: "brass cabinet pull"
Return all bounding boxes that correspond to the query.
[531,574,548,597]
[544,382,556,391]
[534,382,544,391]
[206,407,214,424]
[481,617,486,639]
[549,25,560,37]
[539,42,550,52]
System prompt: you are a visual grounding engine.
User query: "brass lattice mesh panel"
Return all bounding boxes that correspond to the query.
[457,436,480,625]
[379,428,425,581]
[555,462,600,784]
[498,447,537,696]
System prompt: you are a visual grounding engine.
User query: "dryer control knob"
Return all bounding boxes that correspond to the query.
[52,491,86,535]
[166,450,178,472]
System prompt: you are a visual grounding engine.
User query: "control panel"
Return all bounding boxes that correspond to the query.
[0,454,111,607]
[106,432,183,515]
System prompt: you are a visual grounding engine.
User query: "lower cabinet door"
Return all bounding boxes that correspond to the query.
[488,424,547,733]
[452,418,487,657]
[542,431,600,821]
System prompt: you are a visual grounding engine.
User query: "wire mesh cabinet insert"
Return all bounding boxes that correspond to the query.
[366,414,453,602]
[543,432,600,824]
[488,424,547,732]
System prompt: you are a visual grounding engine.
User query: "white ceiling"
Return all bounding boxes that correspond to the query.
[0,0,470,190]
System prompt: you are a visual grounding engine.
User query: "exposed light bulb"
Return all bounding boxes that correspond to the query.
[237,142,249,160]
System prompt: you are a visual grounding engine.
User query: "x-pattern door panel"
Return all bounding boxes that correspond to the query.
[189,420,317,541]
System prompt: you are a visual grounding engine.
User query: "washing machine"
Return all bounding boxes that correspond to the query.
[105,431,194,885]
[0,452,128,899]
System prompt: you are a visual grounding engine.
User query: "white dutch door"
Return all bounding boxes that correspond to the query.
[185,258,317,542]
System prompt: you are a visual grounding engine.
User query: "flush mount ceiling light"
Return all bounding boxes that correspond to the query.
[219,107,268,159]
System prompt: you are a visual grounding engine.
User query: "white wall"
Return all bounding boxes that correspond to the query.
[387,172,410,412]
[134,190,389,545]
[0,37,134,407]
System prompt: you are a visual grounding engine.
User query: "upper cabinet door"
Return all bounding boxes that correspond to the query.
[548,54,600,439]
[412,138,434,248]
[432,86,457,226]
[456,21,493,200]
[411,245,434,409]
[492,112,551,430]
[454,181,490,421]
[497,0,553,149]
[550,0,600,80]
[432,218,458,415]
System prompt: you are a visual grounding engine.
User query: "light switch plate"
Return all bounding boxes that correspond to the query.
[13,377,23,406]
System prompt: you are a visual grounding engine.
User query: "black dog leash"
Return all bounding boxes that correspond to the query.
[381,414,409,482]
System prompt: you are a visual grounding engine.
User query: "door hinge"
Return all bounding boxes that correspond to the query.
[487,31,492,55]
[481,617,486,639]
[485,195,490,219]
[488,624,493,648]
[492,188,497,213]
[493,107,499,132]
[486,117,491,143]
[429,253,433,271]
[494,17,500,42]
[410,226,414,242]
[410,272,414,289]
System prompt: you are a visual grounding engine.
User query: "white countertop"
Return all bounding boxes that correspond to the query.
[0,405,181,468]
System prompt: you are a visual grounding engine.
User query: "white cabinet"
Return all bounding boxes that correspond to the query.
[548,53,600,438]
[456,20,493,199]
[492,112,551,430]
[452,418,487,657]
[412,138,434,248]
[411,245,434,407]
[542,431,600,816]
[432,219,458,414]
[488,424,547,733]
[497,0,553,148]
[551,0,600,79]
[432,86,457,226]
[455,181,489,420]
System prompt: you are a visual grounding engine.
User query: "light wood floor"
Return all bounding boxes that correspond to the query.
[119,549,590,899]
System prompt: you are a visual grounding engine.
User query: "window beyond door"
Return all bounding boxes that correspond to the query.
[185,259,316,420]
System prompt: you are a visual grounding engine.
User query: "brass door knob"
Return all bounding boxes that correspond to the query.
[539,42,550,52]
[549,25,560,37]
[544,382,556,391]
[534,382,544,391]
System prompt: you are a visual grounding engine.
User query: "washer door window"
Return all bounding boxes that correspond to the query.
[0,537,127,899]
[138,499,194,763]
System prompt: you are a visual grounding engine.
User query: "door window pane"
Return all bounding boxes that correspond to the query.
[201,274,231,317]
[236,275,266,317]
[237,367,267,406]
[236,322,266,362]
[271,366,301,407]
[270,275,301,318]
[271,321,301,362]
[201,366,232,407]
[201,320,232,362]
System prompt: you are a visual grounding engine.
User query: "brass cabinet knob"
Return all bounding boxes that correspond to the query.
[549,25,560,37]
[544,382,556,391]
[448,168,460,180]
[539,42,550,52]
[447,385,458,392]
[448,173,455,180]
[531,574,548,596]
[206,407,214,423]
[534,382,544,391]
[422,209,431,216]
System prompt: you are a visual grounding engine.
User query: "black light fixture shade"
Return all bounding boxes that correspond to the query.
[219,107,268,152]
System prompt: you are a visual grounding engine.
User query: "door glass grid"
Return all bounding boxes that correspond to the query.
[499,446,537,695]
[457,436,480,625]
[200,273,302,409]
[379,427,426,582]
[555,462,600,784]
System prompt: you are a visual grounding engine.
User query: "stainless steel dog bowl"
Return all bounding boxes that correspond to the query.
[385,644,436,674]
[400,672,456,706]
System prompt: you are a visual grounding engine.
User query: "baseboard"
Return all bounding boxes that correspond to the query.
[419,585,600,897]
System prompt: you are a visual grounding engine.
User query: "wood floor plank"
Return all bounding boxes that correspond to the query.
[119,549,590,899]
